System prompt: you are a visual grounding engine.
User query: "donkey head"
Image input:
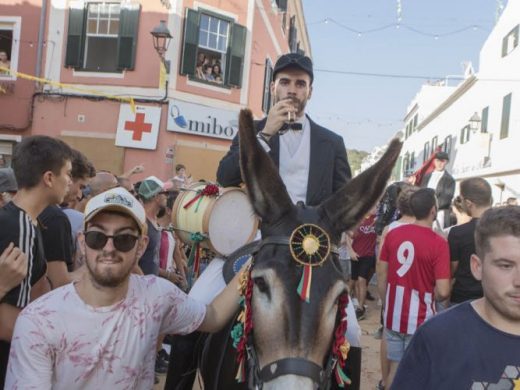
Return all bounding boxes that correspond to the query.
[238,109,401,389]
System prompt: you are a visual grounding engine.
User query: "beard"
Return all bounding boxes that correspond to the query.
[274,95,308,117]
[85,251,136,288]
[157,206,166,219]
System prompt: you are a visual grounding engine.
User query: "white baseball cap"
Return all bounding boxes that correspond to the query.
[84,187,147,234]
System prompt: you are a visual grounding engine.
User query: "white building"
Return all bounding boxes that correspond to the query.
[398,0,519,204]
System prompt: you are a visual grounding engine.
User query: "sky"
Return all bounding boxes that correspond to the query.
[301,0,502,152]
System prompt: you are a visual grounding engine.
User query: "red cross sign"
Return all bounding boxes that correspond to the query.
[124,113,152,141]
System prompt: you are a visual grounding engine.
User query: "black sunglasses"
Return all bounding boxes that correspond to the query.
[84,231,139,252]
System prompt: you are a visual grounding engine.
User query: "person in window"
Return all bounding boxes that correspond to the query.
[195,53,206,79]
[202,64,215,82]
[212,64,223,84]
[0,52,9,73]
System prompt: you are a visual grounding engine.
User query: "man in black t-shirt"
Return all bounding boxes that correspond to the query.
[0,136,73,387]
[448,177,491,303]
[392,206,520,389]
[39,149,95,288]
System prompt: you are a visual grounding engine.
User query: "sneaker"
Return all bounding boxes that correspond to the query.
[366,291,376,301]
[373,326,383,340]
[158,348,170,362]
[155,357,168,374]
[355,307,366,320]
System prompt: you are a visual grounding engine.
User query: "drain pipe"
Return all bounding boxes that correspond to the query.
[35,0,48,80]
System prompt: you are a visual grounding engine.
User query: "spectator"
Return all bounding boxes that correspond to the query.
[419,151,455,229]
[0,168,17,208]
[212,63,223,84]
[173,164,190,189]
[202,64,215,82]
[392,206,520,389]
[39,149,94,288]
[0,135,73,387]
[448,177,492,304]
[5,187,244,389]
[506,196,518,206]
[376,188,451,389]
[0,51,10,72]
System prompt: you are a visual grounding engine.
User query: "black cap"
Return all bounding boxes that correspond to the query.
[435,151,449,161]
[273,53,314,83]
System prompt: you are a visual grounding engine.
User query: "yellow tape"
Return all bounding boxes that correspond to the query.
[0,66,136,113]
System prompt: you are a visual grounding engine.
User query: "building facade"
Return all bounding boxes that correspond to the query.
[0,0,311,182]
[396,0,519,203]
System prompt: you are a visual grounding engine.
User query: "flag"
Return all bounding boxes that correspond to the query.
[412,146,441,186]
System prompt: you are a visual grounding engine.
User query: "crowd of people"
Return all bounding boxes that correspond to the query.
[0,51,518,390]
[195,52,224,84]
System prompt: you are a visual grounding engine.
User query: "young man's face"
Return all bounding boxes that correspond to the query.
[471,235,520,322]
[433,158,448,171]
[271,69,313,117]
[79,212,148,288]
[51,160,72,204]
[0,52,7,62]
[65,176,89,204]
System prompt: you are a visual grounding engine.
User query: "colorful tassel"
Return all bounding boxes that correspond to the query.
[335,364,351,387]
[297,264,313,302]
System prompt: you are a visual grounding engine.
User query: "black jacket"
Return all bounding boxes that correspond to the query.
[216,116,352,206]
[420,171,456,210]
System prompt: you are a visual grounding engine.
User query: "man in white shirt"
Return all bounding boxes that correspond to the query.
[5,187,242,390]
[420,151,455,229]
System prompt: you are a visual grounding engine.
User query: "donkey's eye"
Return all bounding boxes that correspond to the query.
[253,276,269,294]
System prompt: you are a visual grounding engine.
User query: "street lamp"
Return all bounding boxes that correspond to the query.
[151,20,172,73]
[469,112,481,133]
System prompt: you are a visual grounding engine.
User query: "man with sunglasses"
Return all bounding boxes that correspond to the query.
[5,187,243,389]
[217,52,351,206]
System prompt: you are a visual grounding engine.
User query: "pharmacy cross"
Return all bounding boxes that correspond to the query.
[124,113,152,141]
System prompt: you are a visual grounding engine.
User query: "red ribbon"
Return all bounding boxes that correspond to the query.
[183,184,220,209]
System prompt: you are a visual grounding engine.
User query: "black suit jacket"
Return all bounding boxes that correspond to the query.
[216,116,352,206]
[420,171,456,210]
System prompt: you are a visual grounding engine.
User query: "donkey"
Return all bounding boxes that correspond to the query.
[198,109,402,389]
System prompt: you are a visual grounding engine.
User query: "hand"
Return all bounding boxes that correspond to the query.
[262,99,297,137]
[0,243,28,297]
[349,250,359,261]
[131,164,144,174]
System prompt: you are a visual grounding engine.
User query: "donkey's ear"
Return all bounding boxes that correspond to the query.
[238,109,294,224]
[319,139,402,234]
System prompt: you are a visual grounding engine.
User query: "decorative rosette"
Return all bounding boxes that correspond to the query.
[289,224,331,302]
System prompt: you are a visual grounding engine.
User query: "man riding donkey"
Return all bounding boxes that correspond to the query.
[167,104,402,389]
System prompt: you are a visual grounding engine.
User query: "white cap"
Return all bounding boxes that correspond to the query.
[84,187,147,234]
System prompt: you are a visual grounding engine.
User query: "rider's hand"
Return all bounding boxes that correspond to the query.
[262,99,297,137]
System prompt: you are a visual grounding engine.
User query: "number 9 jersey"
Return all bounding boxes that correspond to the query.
[380,224,451,335]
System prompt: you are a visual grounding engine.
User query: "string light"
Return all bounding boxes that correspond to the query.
[308,17,489,39]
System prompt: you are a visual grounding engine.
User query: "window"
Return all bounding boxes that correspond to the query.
[274,0,288,12]
[0,17,21,80]
[502,25,519,57]
[181,9,246,88]
[410,152,415,171]
[460,125,470,144]
[403,153,410,176]
[288,16,297,53]
[481,106,489,133]
[0,141,15,168]
[431,136,438,151]
[262,58,273,114]
[65,2,140,72]
[500,93,512,139]
[412,113,418,132]
[423,141,430,162]
[443,135,452,155]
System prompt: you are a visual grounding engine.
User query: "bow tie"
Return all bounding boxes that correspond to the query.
[279,122,303,133]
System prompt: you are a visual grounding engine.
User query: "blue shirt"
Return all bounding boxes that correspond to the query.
[392,301,520,389]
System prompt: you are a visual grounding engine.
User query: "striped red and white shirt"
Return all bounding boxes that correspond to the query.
[380,224,450,335]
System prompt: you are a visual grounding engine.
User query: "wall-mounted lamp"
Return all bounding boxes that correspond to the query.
[151,20,172,74]
[469,112,481,133]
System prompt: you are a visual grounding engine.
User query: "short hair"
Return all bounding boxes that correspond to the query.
[397,186,419,217]
[506,197,517,205]
[410,188,437,220]
[175,164,185,173]
[71,149,94,180]
[475,206,520,258]
[460,178,492,207]
[12,136,73,189]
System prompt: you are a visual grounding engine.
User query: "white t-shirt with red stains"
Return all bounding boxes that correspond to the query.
[6,275,206,390]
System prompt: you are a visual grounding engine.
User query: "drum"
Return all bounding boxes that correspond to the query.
[171,182,259,256]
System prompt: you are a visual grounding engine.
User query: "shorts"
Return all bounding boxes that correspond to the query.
[350,256,375,280]
[385,328,413,362]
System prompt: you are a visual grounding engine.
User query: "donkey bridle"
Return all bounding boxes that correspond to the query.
[225,236,343,389]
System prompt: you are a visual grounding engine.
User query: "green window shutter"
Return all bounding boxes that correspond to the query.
[502,35,508,57]
[180,9,200,76]
[226,23,246,88]
[276,0,288,12]
[117,4,140,70]
[65,6,86,68]
[481,106,489,133]
[262,59,273,113]
[500,93,512,139]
